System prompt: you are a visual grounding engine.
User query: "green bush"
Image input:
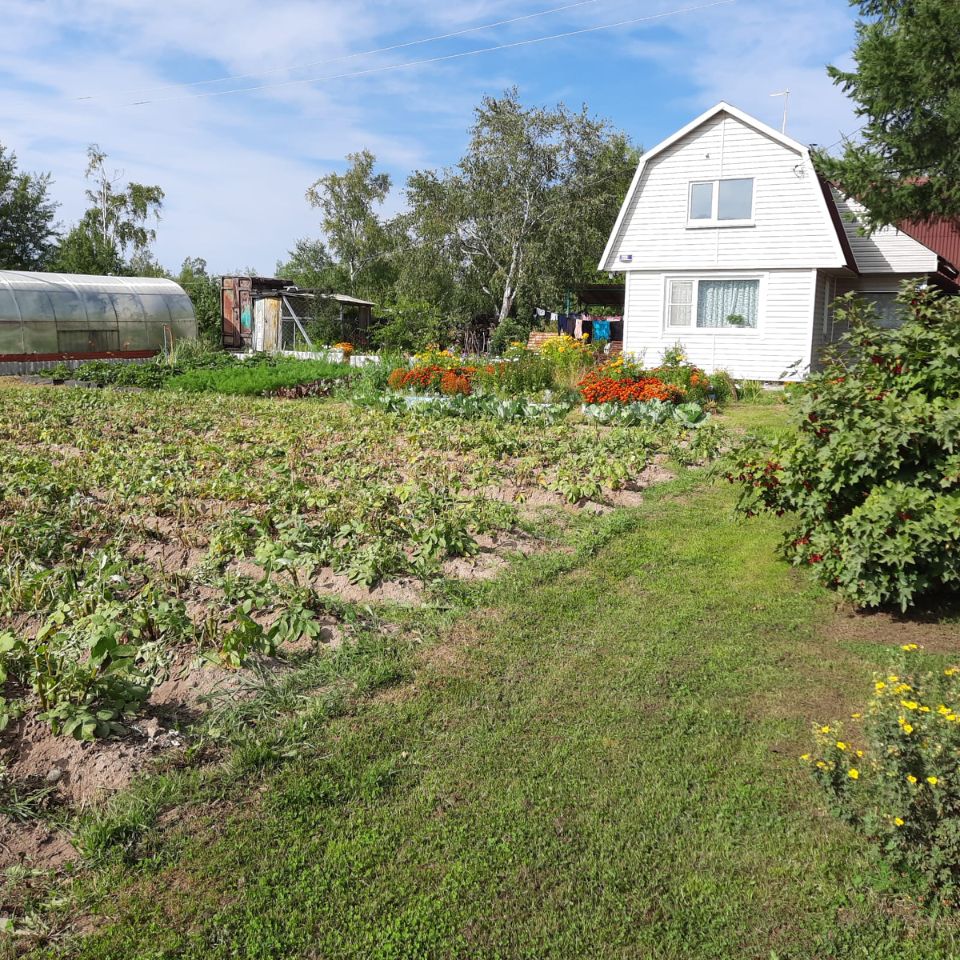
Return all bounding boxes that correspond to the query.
[806,646,960,905]
[729,283,960,610]
[374,298,447,353]
[488,317,531,357]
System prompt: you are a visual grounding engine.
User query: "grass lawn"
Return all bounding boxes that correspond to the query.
[38,438,960,958]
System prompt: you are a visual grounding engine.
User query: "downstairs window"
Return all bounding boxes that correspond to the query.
[665,278,760,330]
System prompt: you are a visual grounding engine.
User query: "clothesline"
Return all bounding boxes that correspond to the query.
[533,308,624,343]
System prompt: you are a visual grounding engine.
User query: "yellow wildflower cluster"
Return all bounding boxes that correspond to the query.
[538,334,592,356]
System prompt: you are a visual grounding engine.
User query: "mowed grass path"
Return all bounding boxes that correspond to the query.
[58,476,960,959]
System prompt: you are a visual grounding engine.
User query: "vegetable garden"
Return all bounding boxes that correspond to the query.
[0,378,723,762]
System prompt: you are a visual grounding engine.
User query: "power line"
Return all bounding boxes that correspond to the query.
[124,0,735,106]
[820,123,867,154]
[75,0,617,102]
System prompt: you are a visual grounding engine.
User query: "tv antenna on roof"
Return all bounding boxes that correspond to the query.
[770,89,790,134]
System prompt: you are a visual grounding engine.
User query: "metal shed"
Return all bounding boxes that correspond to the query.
[0,271,197,372]
[220,276,374,352]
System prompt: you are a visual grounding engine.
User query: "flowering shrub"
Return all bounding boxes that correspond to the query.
[413,346,459,369]
[578,362,684,405]
[538,334,594,363]
[389,364,476,395]
[653,364,716,404]
[729,284,960,610]
[439,371,471,396]
[805,646,960,905]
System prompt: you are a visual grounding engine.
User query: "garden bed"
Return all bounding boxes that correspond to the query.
[0,382,722,876]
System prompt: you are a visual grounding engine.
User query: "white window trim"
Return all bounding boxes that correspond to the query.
[687,178,755,228]
[663,274,765,335]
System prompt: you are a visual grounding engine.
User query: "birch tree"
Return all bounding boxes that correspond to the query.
[305,151,395,296]
[55,145,164,275]
[406,89,636,324]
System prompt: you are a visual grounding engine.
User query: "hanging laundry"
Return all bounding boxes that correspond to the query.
[592,319,611,342]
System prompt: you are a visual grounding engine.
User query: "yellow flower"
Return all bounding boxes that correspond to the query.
[888,675,900,683]
[850,712,862,719]
[799,753,811,761]
[856,750,864,758]
[894,817,905,827]
[927,776,939,786]
[902,723,914,734]
[946,668,958,677]
[907,775,918,784]
[901,643,919,651]
[900,700,919,710]
[848,768,860,780]
[836,741,848,751]
[919,705,931,713]
[819,725,831,734]
[816,761,828,770]
[875,681,886,691]
[938,705,950,716]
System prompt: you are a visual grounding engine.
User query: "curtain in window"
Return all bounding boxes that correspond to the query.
[697,280,759,328]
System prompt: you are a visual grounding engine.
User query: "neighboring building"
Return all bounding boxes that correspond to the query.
[220,276,374,352]
[599,102,959,381]
[0,271,197,374]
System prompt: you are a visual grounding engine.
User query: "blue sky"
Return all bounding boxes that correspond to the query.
[1,0,860,275]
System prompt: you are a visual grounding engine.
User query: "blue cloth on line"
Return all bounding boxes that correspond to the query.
[592,319,611,342]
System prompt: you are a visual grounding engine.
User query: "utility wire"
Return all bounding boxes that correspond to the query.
[820,123,867,154]
[75,0,616,102]
[123,0,734,106]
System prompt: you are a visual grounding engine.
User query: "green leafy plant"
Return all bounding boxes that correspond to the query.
[729,283,960,610]
[805,646,960,906]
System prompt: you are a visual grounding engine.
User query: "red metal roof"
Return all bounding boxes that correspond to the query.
[896,219,960,269]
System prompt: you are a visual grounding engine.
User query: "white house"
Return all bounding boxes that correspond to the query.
[599,102,959,381]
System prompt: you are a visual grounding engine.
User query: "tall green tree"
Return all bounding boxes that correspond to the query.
[305,151,396,298]
[276,237,343,290]
[406,89,636,325]
[177,256,221,343]
[0,143,59,270]
[55,145,164,275]
[815,0,960,228]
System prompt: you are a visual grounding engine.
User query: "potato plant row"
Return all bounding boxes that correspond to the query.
[0,387,725,740]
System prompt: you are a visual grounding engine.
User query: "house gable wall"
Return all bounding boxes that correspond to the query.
[602,110,845,272]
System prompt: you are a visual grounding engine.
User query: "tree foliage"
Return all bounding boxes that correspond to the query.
[304,150,396,298]
[55,145,164,275]
[177,256,222,343]
[406,89,636,324]
[814,0,960,228]
[0,143,59,270]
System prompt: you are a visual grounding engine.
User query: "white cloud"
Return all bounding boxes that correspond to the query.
[1,0,862,275]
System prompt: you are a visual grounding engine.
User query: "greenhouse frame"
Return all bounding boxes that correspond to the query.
[0,271,197,372]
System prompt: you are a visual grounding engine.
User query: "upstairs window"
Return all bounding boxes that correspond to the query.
[688,178,754,224]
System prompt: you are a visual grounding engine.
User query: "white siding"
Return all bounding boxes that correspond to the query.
[831,190,938,274]
[605,113,844,271]
[624,268,816,381]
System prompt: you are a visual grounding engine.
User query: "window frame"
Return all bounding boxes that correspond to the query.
[859,290,901,329]
[686,177,755,228]
[663,274,764,335]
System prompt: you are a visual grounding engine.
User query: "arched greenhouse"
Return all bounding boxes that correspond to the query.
[0,271,197,373]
